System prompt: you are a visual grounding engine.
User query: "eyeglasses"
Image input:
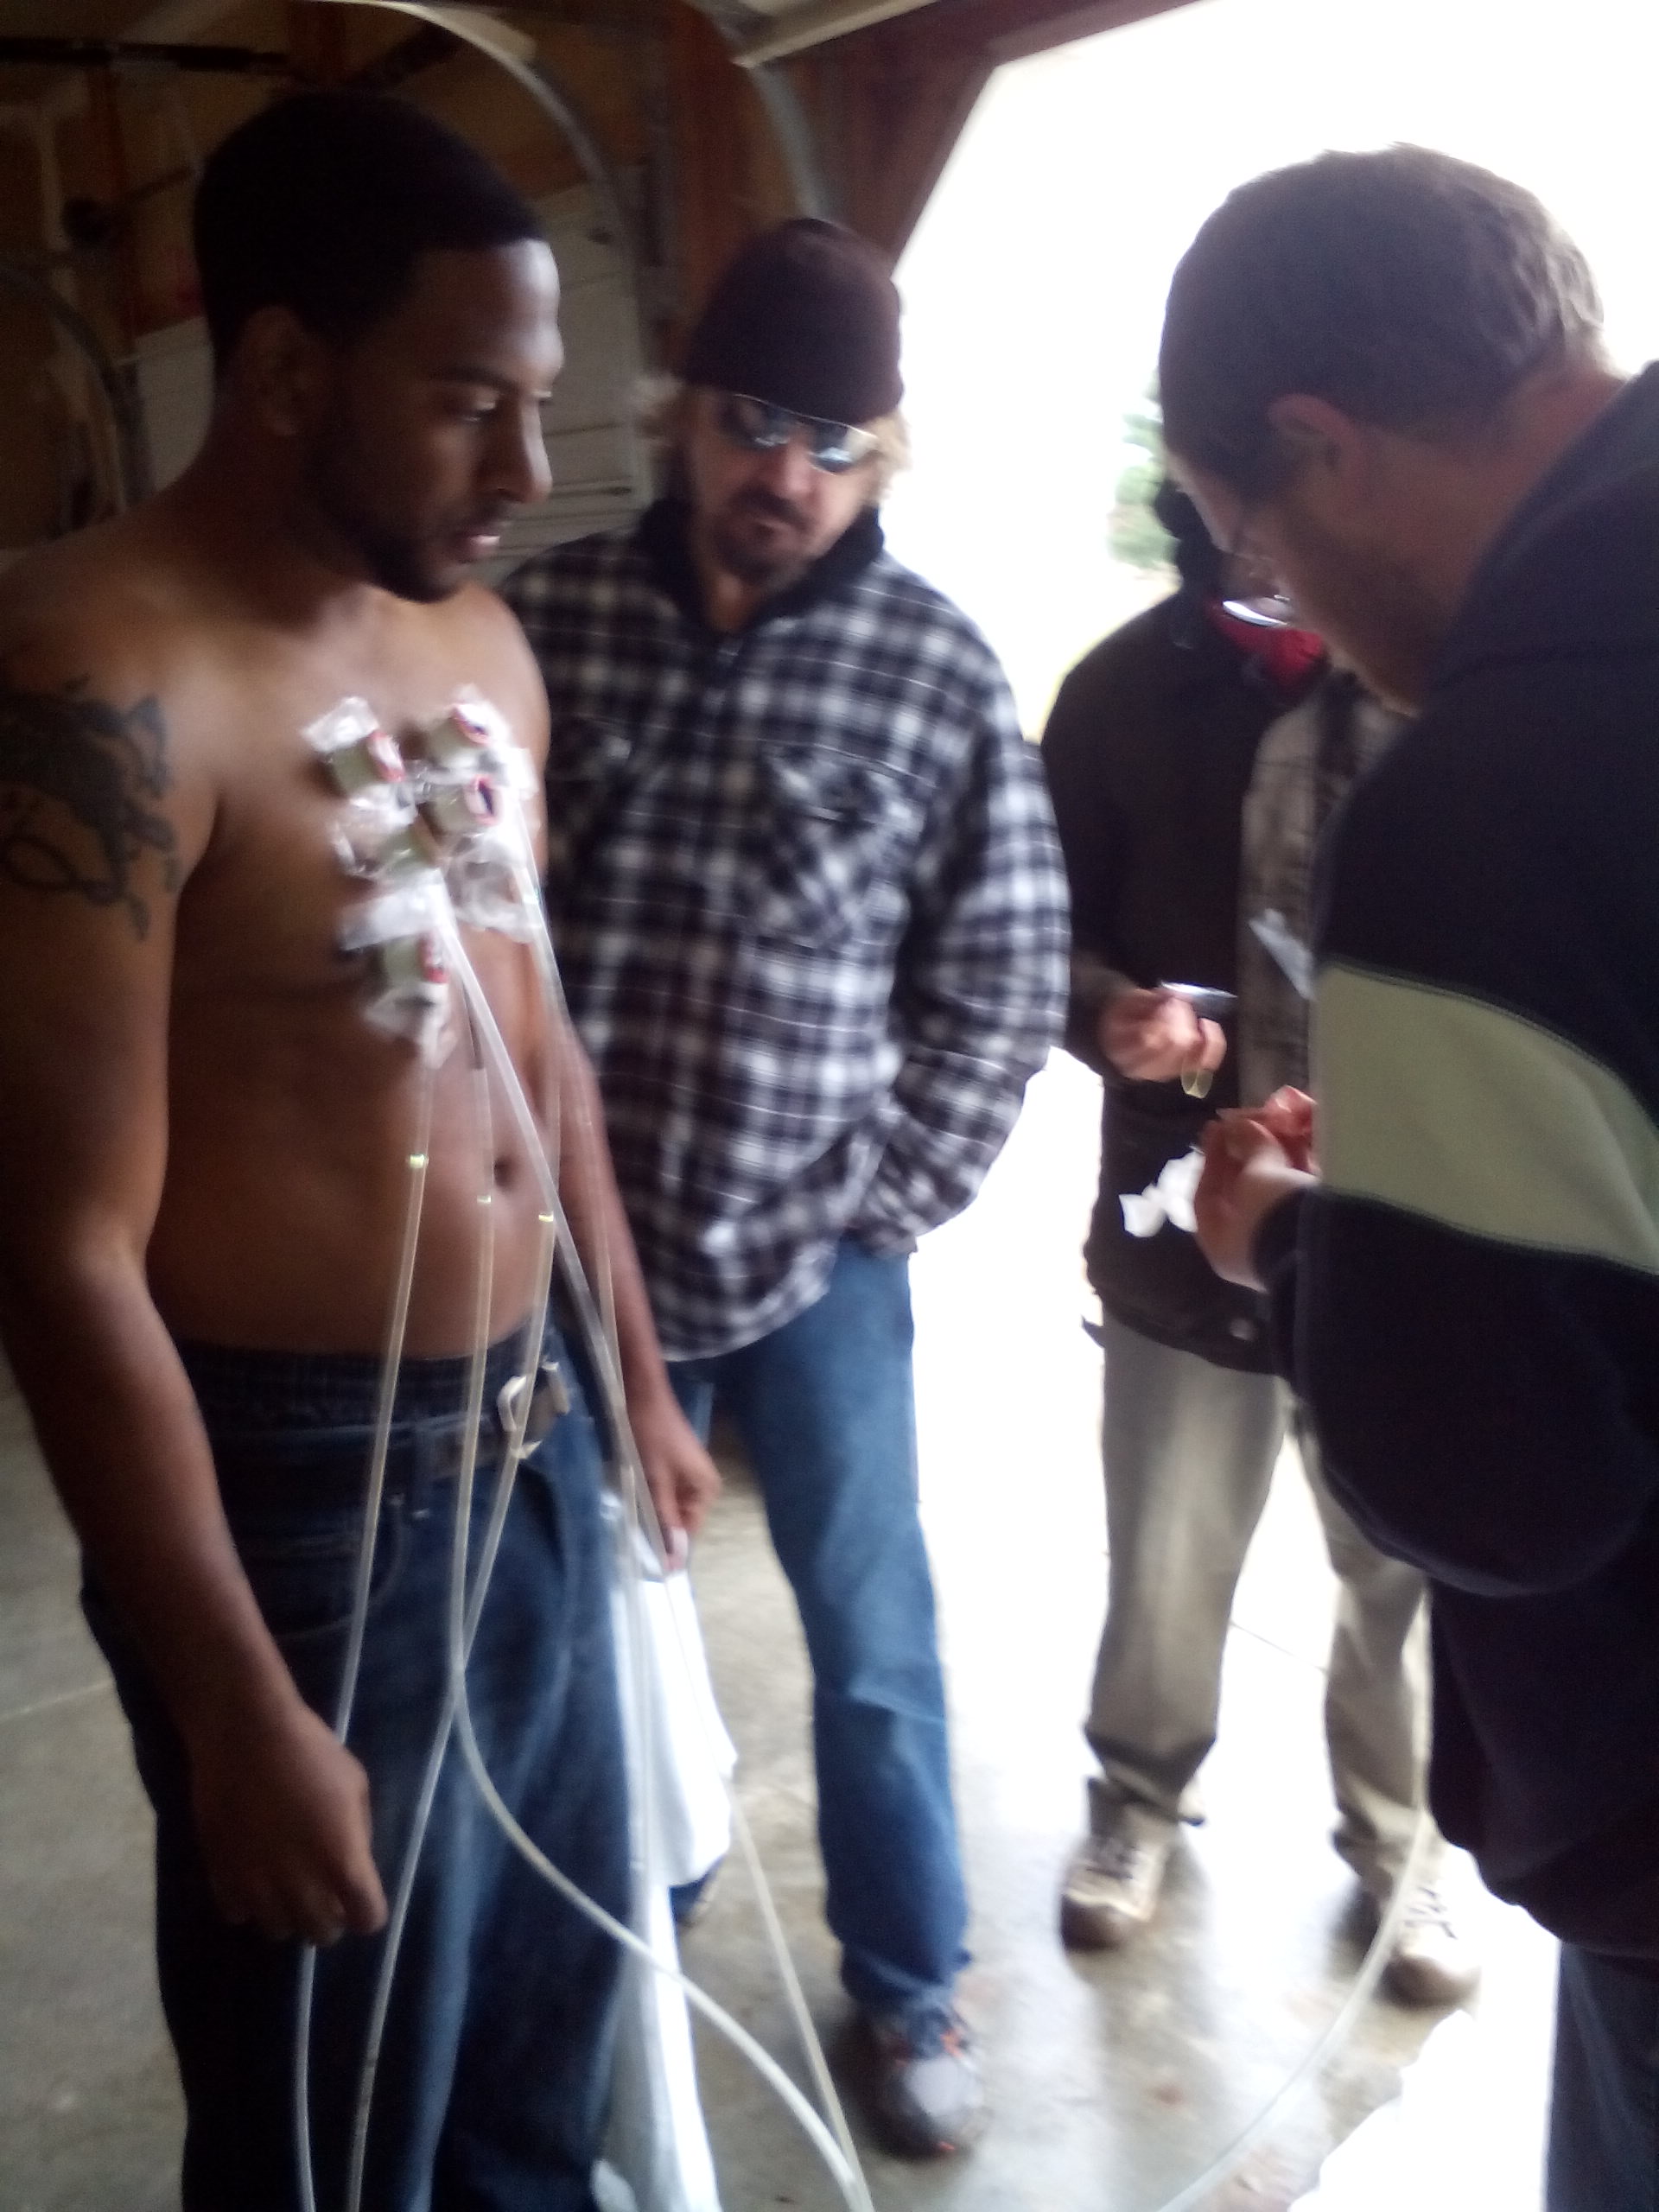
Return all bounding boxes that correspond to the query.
[714,391,880,476]
[1220,502,1299,630]
[1221,588,1300,631]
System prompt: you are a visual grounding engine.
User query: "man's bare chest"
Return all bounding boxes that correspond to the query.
[173,643,540,1028]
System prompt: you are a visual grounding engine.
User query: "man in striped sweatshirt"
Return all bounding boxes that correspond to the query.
[1163,147,1659,2211]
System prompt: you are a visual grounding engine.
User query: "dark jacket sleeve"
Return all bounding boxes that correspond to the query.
[1041,655,1133,1075]
[1278,663,1659,1598]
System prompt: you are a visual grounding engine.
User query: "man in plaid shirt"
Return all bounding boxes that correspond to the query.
[505,219,1067,2158]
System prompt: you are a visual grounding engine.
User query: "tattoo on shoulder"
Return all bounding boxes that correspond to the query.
[0,676,182,941]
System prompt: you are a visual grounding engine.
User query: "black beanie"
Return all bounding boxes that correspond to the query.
[681,219,903,424]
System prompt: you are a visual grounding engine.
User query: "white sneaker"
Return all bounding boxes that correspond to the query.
[1374,1883,1482,2007]
[1059,1802,1176,1950]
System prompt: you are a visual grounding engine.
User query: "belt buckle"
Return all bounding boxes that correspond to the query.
[496,1359,571,1456]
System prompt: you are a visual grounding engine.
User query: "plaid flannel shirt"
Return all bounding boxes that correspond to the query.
[504,501,1069,1358]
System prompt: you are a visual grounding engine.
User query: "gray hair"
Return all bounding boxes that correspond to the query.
[1160,145,1605,495]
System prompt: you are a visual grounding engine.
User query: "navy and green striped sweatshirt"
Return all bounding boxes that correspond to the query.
[1258,365,1659,1937]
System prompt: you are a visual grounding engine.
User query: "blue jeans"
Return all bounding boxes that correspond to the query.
[85,1328,627,2212]
[1548,1945,1659,2210]
[671,1239,968,2027]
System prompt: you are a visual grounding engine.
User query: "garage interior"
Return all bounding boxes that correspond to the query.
[0,0,1186,575]
[0,3,1559,2209]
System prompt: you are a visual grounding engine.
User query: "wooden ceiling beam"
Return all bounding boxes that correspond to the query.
[0,36,291,75]
[786,0,1196,254]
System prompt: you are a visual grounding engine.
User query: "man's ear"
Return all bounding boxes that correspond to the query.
[1265,393,1373,506]
[232,305,334,440]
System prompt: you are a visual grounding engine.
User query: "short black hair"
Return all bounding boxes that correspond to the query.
[1152,475,1224,597]
[1160,145,1604,495]
[194,91,544,374]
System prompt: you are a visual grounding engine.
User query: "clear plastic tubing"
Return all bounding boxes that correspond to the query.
[293,1074,435,2212]
[446,934,878,2212]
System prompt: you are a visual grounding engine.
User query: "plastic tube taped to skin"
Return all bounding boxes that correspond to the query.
[404,693,542,941]
[315,689,544,1058]
[338,880,456,1068]
[305,696,429,881]
[305,696,410,810]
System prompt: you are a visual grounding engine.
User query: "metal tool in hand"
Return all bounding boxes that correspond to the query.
[1159,982,1237,1099]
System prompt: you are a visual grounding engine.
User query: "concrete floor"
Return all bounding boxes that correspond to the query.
[0,1053,1556,2212]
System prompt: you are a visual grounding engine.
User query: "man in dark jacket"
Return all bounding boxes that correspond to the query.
[1173,147,1658,2210]
[1041,491,1472,2000]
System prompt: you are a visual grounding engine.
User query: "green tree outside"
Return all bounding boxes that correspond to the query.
[1108,391,1175,574]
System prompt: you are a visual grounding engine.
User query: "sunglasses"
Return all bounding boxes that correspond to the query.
[714,391,880,475]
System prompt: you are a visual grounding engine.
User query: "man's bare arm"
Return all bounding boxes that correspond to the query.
[0,648,385,1945]
[489,603,720,1550]
[551,1011,721,1549]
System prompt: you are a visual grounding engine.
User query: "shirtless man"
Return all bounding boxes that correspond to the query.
[0,92,717,2211]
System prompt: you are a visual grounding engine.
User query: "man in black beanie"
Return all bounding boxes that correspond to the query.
[505,219,1069,2157]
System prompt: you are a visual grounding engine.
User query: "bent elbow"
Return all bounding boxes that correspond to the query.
[1320,1433,1656,1599]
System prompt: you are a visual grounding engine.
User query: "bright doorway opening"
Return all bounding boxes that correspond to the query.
[884,0,1659,732]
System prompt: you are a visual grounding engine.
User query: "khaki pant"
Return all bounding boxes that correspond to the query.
[1086,1310,1441,1894]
